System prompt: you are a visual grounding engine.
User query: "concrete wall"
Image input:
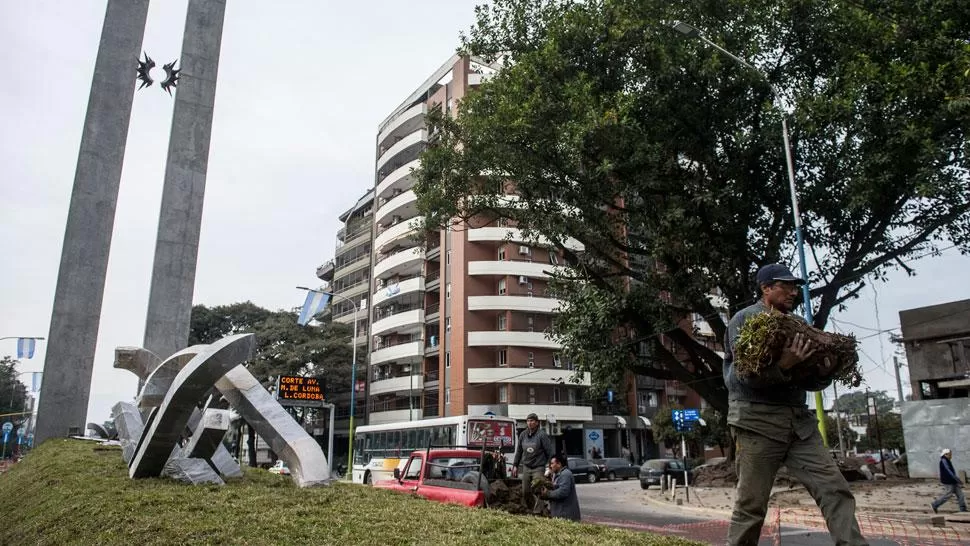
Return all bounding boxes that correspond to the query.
[899,299,970,390]
[901,398,970,478]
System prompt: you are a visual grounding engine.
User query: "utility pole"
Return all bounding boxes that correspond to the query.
[833,383,846,456]
[866,390,887,476]
[893,355,905,406]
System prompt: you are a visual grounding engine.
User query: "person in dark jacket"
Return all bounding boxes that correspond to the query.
[724,264,867,546]
[931,448,967,513]
[513,413,554,513]
[540,454,581,521]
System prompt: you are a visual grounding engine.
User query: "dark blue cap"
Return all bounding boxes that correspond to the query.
[756,263,805,286]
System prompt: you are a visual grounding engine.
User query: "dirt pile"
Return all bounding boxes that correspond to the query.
[692,457,880,487]
[486,478,549,516]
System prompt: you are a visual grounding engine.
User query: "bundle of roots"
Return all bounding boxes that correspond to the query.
[734,311,863,388]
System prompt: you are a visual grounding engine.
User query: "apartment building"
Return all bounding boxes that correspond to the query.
[364,55,596,451]
[315,190,373,458]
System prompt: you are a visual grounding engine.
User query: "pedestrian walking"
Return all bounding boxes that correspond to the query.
[513,413,554,514]
[931,448,967,513]
[723,263,868,546]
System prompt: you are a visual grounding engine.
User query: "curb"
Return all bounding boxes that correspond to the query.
[641,491,734,519]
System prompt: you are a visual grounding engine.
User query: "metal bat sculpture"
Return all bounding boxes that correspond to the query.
[136,52,155,89]
[160,60,180,95]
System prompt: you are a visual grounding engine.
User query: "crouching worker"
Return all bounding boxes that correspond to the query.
[540,454,581,522]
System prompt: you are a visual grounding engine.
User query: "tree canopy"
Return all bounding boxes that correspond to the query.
[414,0,970,411]
[0,357,28,419]
[835,390,895,415]
[189,302,356,396]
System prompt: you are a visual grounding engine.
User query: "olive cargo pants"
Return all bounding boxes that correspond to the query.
[728,427,868,546]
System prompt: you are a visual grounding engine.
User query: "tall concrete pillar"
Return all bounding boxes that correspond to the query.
[35,0,151,444]
[143,0,226,361]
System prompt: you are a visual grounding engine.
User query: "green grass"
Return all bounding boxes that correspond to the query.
[0,440,699,545]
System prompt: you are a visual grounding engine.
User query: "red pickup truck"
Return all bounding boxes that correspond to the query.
[373,448,504,507]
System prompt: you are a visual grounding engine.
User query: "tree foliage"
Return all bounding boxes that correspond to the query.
[859,412,905,453]
[414,0,970,412]
[836,390,895,415]
[823,414,858,449]
[189,302,356,396]
[0,356,28,419]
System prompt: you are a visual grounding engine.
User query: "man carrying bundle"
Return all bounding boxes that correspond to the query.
[723,263,868,546]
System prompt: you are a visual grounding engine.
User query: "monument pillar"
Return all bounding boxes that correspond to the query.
[35,0,151,444]
[143,0,226,360]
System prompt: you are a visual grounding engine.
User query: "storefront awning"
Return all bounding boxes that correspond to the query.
[615,416,627,428]
[639,416,652,428]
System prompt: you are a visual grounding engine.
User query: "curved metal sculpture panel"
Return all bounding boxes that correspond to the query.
[216,365,332,487]
[129,334,254,479]
[137,345,205,409]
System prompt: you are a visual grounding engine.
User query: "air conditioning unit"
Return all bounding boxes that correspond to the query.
[374,336,383,346]
[638,405,647,413]
[518,245,530,255]
[528,362,535,368]
[392,215,402,225]
[518,276,529,285]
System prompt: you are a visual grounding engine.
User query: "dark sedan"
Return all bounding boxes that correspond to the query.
[639,458,692,489]
[592,457,639,480]
[566,457,599,483]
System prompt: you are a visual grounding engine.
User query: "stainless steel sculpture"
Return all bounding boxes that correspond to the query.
[113,333,332,487]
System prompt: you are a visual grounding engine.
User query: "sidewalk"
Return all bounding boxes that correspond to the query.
[639,480,970,541]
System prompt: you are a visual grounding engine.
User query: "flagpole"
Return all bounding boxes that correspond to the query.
[296,287,359,480]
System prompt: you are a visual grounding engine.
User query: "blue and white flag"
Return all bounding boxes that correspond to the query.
[16,338,36,359]
[385,283,401,297]
[298,290,332,326]
[31,372,43,392]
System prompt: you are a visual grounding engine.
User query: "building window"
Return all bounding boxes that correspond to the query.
[445,317,451,331]
[648,391,659,407]
[529,387,536,405]
[445,351,451,368]
[499,385,508,403]
[497,349,507,366]
[527,316,534,332]
[553,354,562,368]
[498,278,506,295]
[498,247,506,261]
[553,387,561,403]
[528,352,534,367]
[446,283,452,299]
[446,387,451,405]
[497,314,507,331]
[549,250,559,265]
[446,249,452,265]
[568,388,577,404]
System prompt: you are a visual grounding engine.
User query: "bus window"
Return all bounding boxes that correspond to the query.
[417,428,429,450]
[406,429,416,452]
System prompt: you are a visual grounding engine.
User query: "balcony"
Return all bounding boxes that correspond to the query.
[334,253,370,279]
[372,308,425,337]
[467,260,563,279]
[377,159,420,199]
[373,276,424,307]
[376,217,423,253]
[335,228,371,257]
[368,408,424,425]
[376,189,419,226]
[370,340,424,366]
[374,248,425,279]
[467,227,584,252]
[377,103,427,151]
[507,404,593,422]
[376,129,428,173]
[467,330,561,349]
[369,373,425,396]
[467,368,590,386]
[334,280,369,301]
[316,260,334,282]
[467,295,561,314]
[425,336,440,356]
[425,269,441,291]
[665,380,687,396]
[425,302,440,322]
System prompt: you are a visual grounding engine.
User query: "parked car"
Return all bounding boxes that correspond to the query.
[268,460,290,475]
[566,457,599,483]
[592,457,639,480]
[639,458,692,489]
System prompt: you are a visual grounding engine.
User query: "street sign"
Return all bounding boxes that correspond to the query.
[672,409,701,432]
[275,375,325,408]
[607,390,614,403]
[1,422,12,433]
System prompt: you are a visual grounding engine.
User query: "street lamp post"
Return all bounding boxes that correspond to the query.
[670,21,827,444]
[296,287,359,478]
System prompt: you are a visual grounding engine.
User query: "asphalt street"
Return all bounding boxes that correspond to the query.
[576,478,902,545]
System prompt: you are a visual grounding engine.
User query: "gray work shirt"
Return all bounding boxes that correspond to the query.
[723,301,832,440]
[513,427,554,469]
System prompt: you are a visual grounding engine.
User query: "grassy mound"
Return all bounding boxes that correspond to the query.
[734,311,863,387]
[0,440,699,546]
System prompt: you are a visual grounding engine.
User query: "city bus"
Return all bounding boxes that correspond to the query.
[352,414,518,485]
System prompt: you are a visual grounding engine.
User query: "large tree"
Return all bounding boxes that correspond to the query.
[835,390,895,416]
[414,0,970,412]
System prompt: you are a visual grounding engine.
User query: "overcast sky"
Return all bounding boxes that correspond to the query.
[1,1,968,425]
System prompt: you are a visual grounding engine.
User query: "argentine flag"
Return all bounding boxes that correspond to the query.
[298,290,332,326]
[17,338,36,359]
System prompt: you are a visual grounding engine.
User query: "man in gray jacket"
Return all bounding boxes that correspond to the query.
[513,413,554,513]
[541,454,581,521]
[724,264,867,546]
